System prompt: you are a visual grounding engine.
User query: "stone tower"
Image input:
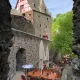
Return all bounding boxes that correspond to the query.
[16,0,51,40]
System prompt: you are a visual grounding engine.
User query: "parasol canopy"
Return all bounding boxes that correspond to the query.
[22,64,33,69]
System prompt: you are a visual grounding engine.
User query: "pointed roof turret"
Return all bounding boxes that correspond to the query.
[27,0,51,15]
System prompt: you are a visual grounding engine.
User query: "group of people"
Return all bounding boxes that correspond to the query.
[52,57,72,75]
[21,59,63,80]
[52,63,63,74]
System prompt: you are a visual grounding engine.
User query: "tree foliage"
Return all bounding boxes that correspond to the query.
[51,11,73,55]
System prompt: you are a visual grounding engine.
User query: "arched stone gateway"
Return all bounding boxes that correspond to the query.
[16,48,26,71]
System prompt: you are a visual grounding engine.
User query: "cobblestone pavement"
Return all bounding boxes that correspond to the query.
[11,71,25,80]
[75,76,80,80]
[62,64,80,80]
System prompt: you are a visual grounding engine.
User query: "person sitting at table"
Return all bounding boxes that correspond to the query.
[43,61,47,69]
[48,72,57,80]
[56,65,60,72]
[36,62,39,69]
[21,75,26,80]
[52,64,56,70]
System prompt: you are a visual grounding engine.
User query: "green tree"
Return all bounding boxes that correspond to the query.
[51,11,73,55]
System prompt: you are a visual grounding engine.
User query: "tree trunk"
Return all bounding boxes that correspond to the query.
[0,0,13,80]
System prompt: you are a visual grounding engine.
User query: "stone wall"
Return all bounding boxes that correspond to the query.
[33,11,51,40]
[73,0,80,42]
[72,0,80,56]
[8,29,49,79]
[11,15,35,34]
[0,0,13,80]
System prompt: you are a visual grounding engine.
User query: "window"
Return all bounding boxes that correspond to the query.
[45,8,46,12]
[40,24,41,27]
[20,5,24,11]
[46,25,47,28]
[22,13,25,16]
[32,3,36,8]
[34,4,36,7]
[38,15,40,18]
[29,14,31,16]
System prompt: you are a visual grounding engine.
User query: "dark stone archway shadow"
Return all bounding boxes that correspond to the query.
[72,0,80,56]
[16,48,26,71]
[0,0,13,80]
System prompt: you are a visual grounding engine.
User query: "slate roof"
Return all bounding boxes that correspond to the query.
[27,0,51,15]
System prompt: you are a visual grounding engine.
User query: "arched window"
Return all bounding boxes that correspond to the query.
[44,8,46,12]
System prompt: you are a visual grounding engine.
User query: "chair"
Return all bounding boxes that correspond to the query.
[30,77,36,80]
[34,68,39,72]
[40,78,45,80]
[21,75,26,80]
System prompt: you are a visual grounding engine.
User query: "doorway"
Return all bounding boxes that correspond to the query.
[16,48,26,71]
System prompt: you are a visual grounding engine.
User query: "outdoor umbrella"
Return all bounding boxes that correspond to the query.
[39,40,45,69]
[45,45,49,67]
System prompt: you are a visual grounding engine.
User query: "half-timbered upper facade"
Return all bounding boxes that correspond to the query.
[16,0,32,13]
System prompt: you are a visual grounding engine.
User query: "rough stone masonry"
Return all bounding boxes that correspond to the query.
[72,0,80,56]
[0,0,13,80]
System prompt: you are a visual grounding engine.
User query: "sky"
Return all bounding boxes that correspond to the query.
[9,0,73,17]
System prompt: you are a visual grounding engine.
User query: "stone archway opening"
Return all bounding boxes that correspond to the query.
[16,48,26,71]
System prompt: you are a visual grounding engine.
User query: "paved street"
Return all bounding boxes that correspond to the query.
[75,76,80,80]
[62,64,80,80]
[12,71,25,80]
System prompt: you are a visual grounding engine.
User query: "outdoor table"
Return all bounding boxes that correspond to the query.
[28,69,61,80]
[22,64,34,75]
[48,73,57,80]
[28,70,41,77]
[22,64,33,69]
[40,72,48,79]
